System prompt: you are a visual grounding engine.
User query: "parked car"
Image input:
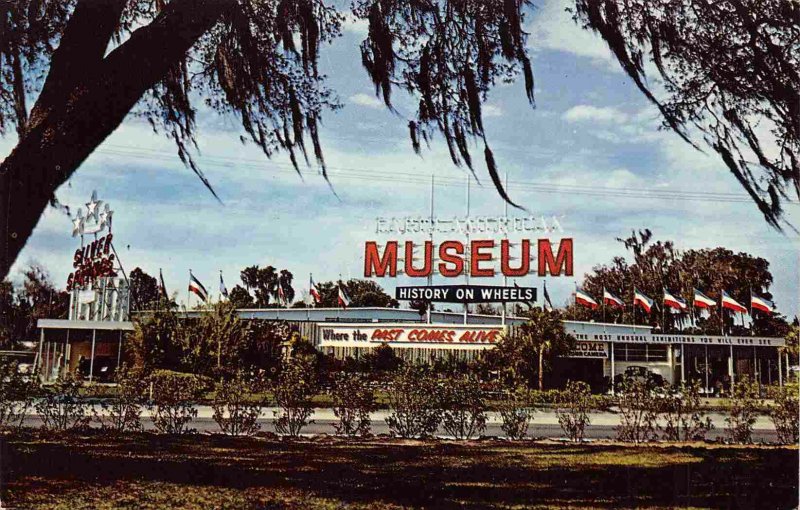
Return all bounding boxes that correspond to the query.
[613,366,665,390]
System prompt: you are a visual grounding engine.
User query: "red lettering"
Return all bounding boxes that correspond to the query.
[501,239,530,277]
[405,241,432,277]
[470,240,495,277]
[438,241,464,277]
[364,241,397,277]
[538,238,573,276]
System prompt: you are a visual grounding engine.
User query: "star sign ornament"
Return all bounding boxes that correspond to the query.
[99,203,113,230]
[71,209,85,237]
[85,190,103,223]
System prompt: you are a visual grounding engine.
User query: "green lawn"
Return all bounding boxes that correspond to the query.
[1,431,797,509]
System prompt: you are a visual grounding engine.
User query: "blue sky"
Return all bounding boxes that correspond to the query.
[4,2,798,315]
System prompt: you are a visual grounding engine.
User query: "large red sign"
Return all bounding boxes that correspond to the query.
[66,234,117,290]
[364,238,573,278]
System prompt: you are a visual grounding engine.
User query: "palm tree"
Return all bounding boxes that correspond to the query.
[518,308,575,391]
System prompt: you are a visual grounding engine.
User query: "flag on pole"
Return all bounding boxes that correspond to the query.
[219,272,229,298]
[634,288,654,313]
[188,272,208,302]
[663,290,687,311]
[722,291,748,314]
[603,288,624,308]
[309,275,321,304]
[543,281,553,310]
[278,284,287,306]
[751,294,775,314]
[338,283,351,308]
[159,269,168,299]
[575,288,598,309]
[693,289,716,309]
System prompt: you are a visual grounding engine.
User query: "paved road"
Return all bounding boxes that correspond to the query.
[20,407,781,442]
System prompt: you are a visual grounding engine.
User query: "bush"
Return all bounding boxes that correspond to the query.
[94,364,147,432]
[331,371,375,437]
[439,374,487,440]
[149,371,208,434]
[35,373,90,432]
[212,371,266,436]
[556,381,592,442]
[615,379,659,443]
[385,364,441,438]
[273,356,318,437]
[725,376,762,444]
[0,358,37,429]
[497,386,533,440]
[660,381,713,441]
[769,385,799,445]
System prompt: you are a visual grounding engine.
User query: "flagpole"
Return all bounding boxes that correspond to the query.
[602,287,606,323]
[720,289,725,336]
[187,270,192,312]
[661,287,666,334]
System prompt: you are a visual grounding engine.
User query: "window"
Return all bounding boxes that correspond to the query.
[615,343,668,362]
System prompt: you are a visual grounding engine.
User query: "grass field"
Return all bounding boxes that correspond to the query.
[1,431,797,509]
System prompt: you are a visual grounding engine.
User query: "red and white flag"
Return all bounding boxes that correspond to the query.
[751,294,775,314]
[603,288,624,308]
[188,271,208,302]
[575,289,598,309]
[338,283,351,308]
[663,290,687,311]
[278,284,287,306]
[722,291,748,314]
[693,289,716,309]
[309,276,321,304]
[634,288,654,313]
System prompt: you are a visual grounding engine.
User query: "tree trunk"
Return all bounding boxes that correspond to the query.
[538,347,544,391]
[0,0,230,279]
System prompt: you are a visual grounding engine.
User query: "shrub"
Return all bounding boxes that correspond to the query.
[331,371,375,437]
[556,381,592,442]
[769,385,799,445]
[660,381,713,441]
[497,386,533,440]
[273,356,318,437]
[615,379,659,443]
[212,371,266,436]
[725,376,762,444]
[0,358,37,429]
[35,373,90,432]
[94,364,147,432]
[385,364,441,438]
[149,371,208,434]
[439,374,487,440]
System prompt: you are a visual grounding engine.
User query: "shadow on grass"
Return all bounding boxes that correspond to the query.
[1,430,797,509]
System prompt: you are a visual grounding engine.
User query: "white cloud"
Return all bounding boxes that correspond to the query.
[483,105,504,118]
[562,105,628,123]
[349,93,384,109]
[528,1,615,65]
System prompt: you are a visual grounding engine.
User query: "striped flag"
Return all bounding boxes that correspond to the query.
[309,275,321,304]
[543,281,553,310]
[634,288,654,313]
[219,272,229,298]
[188,272,208,302]
[575,288,598,309]
[751,294,775,314]
[693,289,716,309]
[338,283,351,308]
[278,284,287,306]
[722,291,748,314]
[159,269,168,299]
[603,288,624,308]
[663,290,687,311]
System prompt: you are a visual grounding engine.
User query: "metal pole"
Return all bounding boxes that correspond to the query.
[117,330,123,369]
[680,343,685,384]
[778,349,783,387]
[704,344,710,394]
[89,329,97,383]
[429,175,434,325]
[464,175,470,325]
[501,172,508,326]
[728,344,734,390]
[753,345,758,387]
[610,342,615,396]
